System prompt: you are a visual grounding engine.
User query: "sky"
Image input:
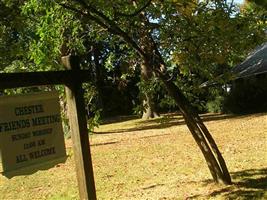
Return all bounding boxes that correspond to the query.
[233,0,245,4]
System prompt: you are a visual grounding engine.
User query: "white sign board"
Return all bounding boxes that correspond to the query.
[0,92,66,173]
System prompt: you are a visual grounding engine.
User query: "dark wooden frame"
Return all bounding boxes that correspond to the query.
[0,55,96,200]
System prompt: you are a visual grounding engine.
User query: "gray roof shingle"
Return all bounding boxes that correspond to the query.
[232,42,267,78]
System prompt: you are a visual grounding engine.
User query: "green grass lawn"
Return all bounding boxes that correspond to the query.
[1,112,266,199]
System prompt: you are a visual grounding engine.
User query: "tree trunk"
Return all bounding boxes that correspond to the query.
[64,0,232,185]
[133,2,231,183]
[157,71,232,184]
[142,93,159,119]
[141,62,159,119]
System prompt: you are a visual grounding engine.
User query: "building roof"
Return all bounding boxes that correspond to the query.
[232,42,267,79]
[200,42,267,87]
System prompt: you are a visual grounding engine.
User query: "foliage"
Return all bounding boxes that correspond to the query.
[0,1,31,72]
[206,95,225,113]
[22,0,85,69]
[1,0,102,131]
[157,0,265,112]
[87,109,101,133]
[0,0,266,124]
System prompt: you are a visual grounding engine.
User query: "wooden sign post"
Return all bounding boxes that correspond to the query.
[62,56,96,200]
[0,55,97,200]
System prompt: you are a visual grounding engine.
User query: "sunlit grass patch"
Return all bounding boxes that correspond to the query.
[1,112,266,199]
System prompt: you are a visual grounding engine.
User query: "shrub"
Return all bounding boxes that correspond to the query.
[224,75,267,114]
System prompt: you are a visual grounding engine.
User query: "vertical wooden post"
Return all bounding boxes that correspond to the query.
[62,55,97,200]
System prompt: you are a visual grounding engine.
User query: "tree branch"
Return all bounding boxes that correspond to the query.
[59,1,146,58]
[115,0,152,17]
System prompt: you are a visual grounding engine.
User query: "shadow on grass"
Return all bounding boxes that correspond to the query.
[188,168,267,200]
[95,112,266,135]
[100,112,181,125]
[100,115,140,125]
[91,141,119,147]
[1,156,67,179]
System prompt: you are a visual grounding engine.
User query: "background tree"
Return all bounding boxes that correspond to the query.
[160,0,266,112]
[49,0,233,184]
[0,1,31,72]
